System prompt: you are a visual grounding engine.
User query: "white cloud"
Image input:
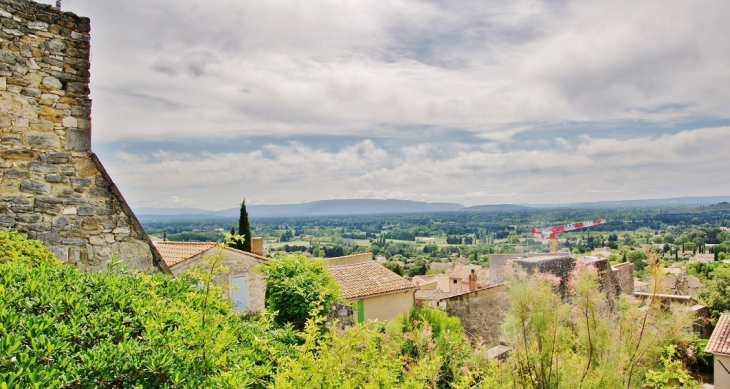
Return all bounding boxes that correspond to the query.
[36,0,730,143]
[102,126,730,208]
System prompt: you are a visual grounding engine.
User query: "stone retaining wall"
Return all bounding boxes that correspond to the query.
[0,0,166,273]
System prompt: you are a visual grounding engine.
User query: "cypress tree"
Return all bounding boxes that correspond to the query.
[228,225,237,248]
[238,199,252,252]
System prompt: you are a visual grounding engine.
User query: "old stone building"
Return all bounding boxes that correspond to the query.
[0,0,166,273]
[155,241,268,312]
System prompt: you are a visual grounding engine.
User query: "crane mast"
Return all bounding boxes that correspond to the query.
[531,219,607,253]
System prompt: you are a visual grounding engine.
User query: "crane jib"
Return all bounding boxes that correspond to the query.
[533,219,607,238]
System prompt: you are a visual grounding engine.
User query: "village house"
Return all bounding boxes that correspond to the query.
[706,313,730,387]
[154,240,267,312]
[328,261,417,323]
[415,264,488,307]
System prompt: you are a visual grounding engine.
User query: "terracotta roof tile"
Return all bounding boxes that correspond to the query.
[154,241,216,267]
[329,262,416,300]
[706,313,730,355]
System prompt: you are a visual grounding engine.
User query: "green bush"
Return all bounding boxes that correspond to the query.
[256,254,341,327]
[0,230,60,267]
[272,310,501,388]
[0,257,296,388]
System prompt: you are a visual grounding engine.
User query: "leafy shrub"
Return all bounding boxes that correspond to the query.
[400,305,463,338]
[256,254,341,327]
[0,230,59,267]
[272,311,502,388]
[0,257,296,388]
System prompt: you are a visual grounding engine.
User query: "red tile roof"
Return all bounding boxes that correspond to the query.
[154,241,216,267]
[328,262,416,300]
[706,313,730,355]
[154,241,268,268]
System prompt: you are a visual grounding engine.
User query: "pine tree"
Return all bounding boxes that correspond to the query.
[238,199,252,252]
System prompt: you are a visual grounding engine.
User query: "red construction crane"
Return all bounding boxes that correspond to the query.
[531,219,607,253]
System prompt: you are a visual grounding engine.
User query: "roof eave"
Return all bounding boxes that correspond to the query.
[342,287,417,301]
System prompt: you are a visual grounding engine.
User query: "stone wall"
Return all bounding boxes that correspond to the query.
[439,284,510,346]
[612,261,635,294]
[326,303,354,330]
[488,253,569,285]
[0,0,166,273]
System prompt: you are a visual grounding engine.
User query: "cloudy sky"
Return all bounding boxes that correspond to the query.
[39,0,730,209]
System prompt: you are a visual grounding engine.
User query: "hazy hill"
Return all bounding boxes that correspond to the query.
[134,196,730,221]
[459,204,533,212]
[136,199,465,220]
[525,196,730,209]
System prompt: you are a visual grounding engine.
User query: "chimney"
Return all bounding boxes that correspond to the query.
[163,231,167,242]
[468,268,477,291]
[251,237,264,256]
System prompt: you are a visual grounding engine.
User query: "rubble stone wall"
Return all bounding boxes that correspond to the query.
[440,284,510,347]
[0,0,166,273]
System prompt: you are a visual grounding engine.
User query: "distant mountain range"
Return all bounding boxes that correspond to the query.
[135,199,463,221]
[134,195,730,221]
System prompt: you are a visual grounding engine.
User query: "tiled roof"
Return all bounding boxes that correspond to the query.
[154,241,216,267]
[329,262,416,300]
[412,274,437,286]
[706,313,730,355]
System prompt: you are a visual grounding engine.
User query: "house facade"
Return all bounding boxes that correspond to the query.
[328,261,417,323]
[154,241,267,312]
[706,313,730,388]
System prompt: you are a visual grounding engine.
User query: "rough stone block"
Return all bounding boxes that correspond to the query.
[0,214,15,227]
[33,232,61,244]
[19,179,50,194]
[48,245,69,262]
[61,116,77,128]
[41,152,69,164]
[4,169,29,179]
[89,187,110,197]
[9,204,32,213]
[28,223,51,232]
[29,120,55,132]
[15,214,40,223]
[46,39,65,52]
[88,235,105,245]
[27,21,48,31]
[65,128,90,151]
[25,131,61,148]
[44,174,63,183]
[68,246,87,264]
[77,206,94,216]
[70,178,91,187]
[95,176,109,187]
[62,238,87,246]
[29,162,58,174]
[1,149,38,161]
[1,136,22,145]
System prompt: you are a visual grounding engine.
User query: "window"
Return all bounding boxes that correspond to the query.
[230,275,248,312]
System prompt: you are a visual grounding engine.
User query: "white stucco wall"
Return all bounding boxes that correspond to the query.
[361,290,415,322]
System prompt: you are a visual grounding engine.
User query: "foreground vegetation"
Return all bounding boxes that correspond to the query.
[0,231,706,387]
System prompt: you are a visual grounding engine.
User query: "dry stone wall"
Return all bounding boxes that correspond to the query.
[0,0,167,273]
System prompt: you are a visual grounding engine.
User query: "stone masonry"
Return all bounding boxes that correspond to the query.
[0,0,167,273]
